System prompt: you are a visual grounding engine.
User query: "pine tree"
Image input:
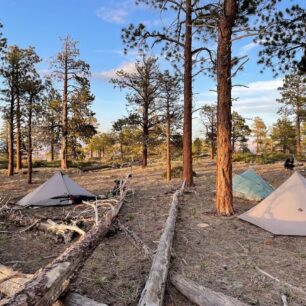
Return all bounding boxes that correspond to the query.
[122,0,215,186]
[257,4,306,74]
[51,36,91,169]
[271,118,296,153]
[111,56,161,167]
[201,104,217,160]
[277,72,306,156]
[232,111,251,152]
[252,117,267,154]
[158,70,182,181]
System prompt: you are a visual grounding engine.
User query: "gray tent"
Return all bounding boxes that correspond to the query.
[17,171,95,207]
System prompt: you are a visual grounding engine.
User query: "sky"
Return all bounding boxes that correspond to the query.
[0,0,304,138]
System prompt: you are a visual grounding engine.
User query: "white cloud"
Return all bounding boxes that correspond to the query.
[238,42,258,56]
[232,79,282,95]
[96,0,136,24]
[194,79,283,137]
[93,62,137,81]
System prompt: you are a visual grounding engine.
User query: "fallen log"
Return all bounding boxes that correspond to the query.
[79,165,111,172]
[2,174,131,306]
[0,264,107,306]
[137,181,185,306]
[118,206,249,306]
[170,272,248,306]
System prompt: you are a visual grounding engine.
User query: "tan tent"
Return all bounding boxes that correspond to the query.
[239,171,306,236]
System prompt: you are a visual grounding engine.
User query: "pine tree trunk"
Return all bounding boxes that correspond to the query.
[216,0,237,216]
[16,95,22,172]
[296,115,301,155]
[50,122,55,161]
[27,99,33,184]
[183,0,193,186]
[61,56,68,170]
[142,104,149,168]
[8,90,14,176]
[296,92,301,156]
[210,123,215,159]
[166,105,171,181]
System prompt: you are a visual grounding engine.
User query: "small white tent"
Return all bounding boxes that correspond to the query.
[239,171,306,236]
[17,171,95,207]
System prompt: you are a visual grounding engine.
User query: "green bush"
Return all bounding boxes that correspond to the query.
[233,152,289,164]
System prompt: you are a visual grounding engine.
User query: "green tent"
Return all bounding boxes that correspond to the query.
[233,169,274,201]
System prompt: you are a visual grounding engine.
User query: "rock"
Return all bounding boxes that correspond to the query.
[197,223,210,228]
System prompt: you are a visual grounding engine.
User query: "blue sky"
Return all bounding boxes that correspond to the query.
[1,0,303,137]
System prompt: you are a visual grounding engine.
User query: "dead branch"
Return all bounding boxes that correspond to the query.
[117,220,154,259]
[2,173,131,306]
[255,266,306,297]
[170,272,248,306]
[0,264,107,306]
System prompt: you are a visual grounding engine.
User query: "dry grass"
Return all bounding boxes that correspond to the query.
[0,159,306,305]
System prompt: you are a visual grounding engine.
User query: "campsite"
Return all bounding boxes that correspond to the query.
[0,0,306,306]
[1,161,306,306]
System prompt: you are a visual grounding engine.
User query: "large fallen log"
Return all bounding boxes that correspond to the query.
[2,174,131,306]
[119,221,249,306]
[170,272,248,306]
[0,264,107,306]
[137,181,185,306]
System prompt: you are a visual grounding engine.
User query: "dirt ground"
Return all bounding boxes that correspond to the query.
[1,159,306,306]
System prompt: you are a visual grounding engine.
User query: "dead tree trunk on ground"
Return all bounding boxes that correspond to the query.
[119,213,247,306]
[2,175,130,306]
[0,264,108,306]
[137,181,185,306]
[170,272,248,306]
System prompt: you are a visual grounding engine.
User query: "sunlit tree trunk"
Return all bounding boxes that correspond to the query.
[216,0,237,216]
[166,103,171,181]
[8,89,14,176]
[16,95,22,172]
[183,0,193,186]
[27,98,33,184]
[296,85,301,156]
[61,56,68,170]
[142,102,149,168]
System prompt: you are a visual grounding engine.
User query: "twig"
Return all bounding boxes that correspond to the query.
[281,294,288,306]
[256,266,306,296]
[19,219,40,233]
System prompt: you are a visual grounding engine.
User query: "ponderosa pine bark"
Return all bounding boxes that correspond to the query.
[166,103,171,181]
[216,0,237,216]
[8,88,14,176]
[61,55,68,170]
[142,101,149,168]
[16,93,22,172]
[27,97,33,184]
[296,84,301,156]
[183,0,193,187]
